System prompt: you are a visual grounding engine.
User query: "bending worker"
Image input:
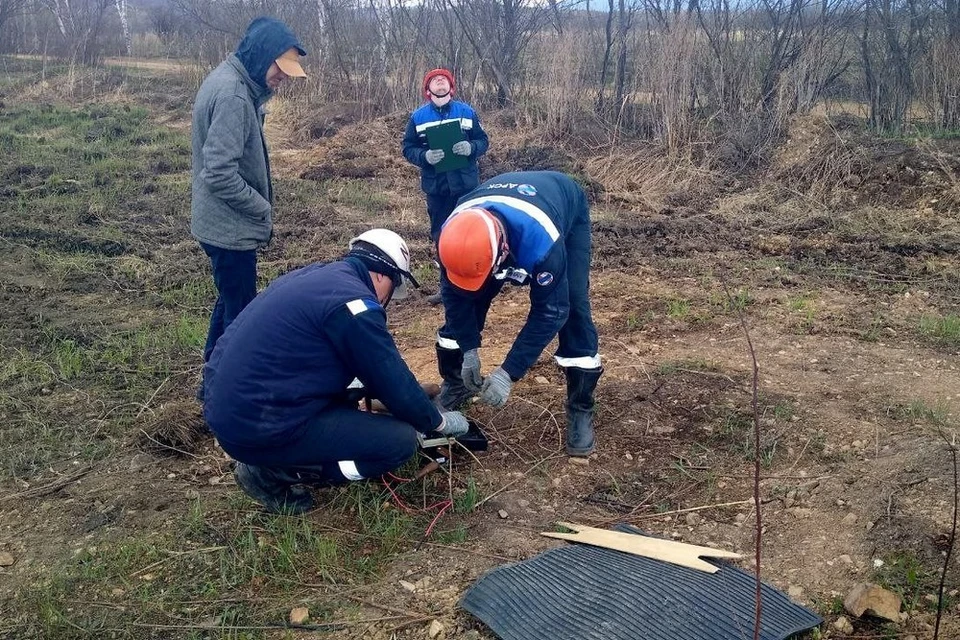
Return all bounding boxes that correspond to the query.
[436,171,603,457]
[203,229,470,513]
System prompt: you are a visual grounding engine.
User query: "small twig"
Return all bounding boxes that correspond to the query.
[515,396,563,454]
[138,429,201,459]
[344,593,435,620]
[933,428,958,640]
[133,376,169,422]
[130,546,227,578]
[674,367,745,391]
[784,438,811,475]
[721,276,762,640]
[472,415,528,464]
[129,616,408,632]
[385,615,444,634]
[473,453,564,511]
[0,467,93,503]
[630,500,752,520]
[588,489,659,527]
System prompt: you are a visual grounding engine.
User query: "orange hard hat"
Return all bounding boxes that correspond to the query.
[438,208,503,291]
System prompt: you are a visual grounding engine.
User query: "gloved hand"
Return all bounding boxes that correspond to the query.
[461,348,483,393]
[438,411,469,437]
[479,366,513,407]
[425,149,445,165]
[452,141,472,156]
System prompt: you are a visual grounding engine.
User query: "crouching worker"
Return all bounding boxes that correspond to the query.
[437,171,602,456]
[203,229,470,514]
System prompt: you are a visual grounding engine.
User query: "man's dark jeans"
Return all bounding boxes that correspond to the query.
[200,242,257,363]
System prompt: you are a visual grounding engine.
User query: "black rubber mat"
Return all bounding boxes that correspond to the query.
[461,525,822,640]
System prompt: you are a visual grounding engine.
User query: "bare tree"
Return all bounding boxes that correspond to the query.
[0,0,30,49]
[444,0,552,106]
[596,0,638,115]
[860,0,932,132]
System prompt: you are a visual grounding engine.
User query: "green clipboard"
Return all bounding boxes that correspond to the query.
[424,120,469,173]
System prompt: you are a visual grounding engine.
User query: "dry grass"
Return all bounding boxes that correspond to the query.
[138,400,207,456]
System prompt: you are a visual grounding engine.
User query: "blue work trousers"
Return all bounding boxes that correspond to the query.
[200,242,257,363]
[218,404,418,483]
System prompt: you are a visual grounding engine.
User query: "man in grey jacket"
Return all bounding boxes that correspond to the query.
[191,17,306,398]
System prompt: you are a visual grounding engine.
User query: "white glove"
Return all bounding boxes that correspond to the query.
[479,366,513,407]
[461,348,483,393]
[438,411,469,437]
[425,149,445,165]
[452,141,472,156]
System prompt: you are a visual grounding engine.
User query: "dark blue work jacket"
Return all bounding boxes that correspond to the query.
[204,258,442,448]
[442,171,591,380]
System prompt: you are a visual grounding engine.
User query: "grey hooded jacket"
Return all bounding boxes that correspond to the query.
[190,55,274,251]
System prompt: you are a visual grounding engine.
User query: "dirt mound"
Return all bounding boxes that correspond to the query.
[297,111,411,183]
[774,114,960,210]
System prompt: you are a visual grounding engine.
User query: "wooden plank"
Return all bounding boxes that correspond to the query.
[541,522,742,574]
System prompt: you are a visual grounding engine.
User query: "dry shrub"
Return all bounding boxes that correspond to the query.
[523,30,592,140]
[138,400,207,456]
[584,144,720,211]
[271,99,385,148]
[710,111,787,175]
[771,114,868,202]
[645,17,700,151]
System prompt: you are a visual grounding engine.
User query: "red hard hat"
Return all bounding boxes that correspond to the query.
[438,208,503,291]
[423,68,456,99]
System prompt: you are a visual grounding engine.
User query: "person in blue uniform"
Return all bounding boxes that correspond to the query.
[203,229,470,513]
[402,68,490,309]
[402,68,490,244]
[436,171,603,457]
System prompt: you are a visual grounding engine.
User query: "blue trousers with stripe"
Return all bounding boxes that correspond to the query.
[217,403,418,482]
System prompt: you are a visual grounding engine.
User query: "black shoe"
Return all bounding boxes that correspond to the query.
[234,463,315,514]
[427,293,443,306]
[436,344,473,410]
[565,366,603,457]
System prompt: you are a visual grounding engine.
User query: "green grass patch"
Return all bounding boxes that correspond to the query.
[918,313,960,348]
[655,358,720,376]
[666,298,691,320]
[886,398,951,427]
[710,288,753,313]
[712,406,780,467]
[874,550,945,612]
[16,474,479,637]
[625,309,655,331]
[0,100,190,226]
[316,178,390,213]
[18,501,358,638]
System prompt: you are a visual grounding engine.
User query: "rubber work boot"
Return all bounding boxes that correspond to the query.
[234,463,316,514]
[436,344,473,410]
[564,366,603,457]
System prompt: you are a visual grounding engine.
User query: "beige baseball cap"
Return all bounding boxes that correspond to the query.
[275,48,306,78]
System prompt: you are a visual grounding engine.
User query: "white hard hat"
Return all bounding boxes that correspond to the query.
[349,229,418,299]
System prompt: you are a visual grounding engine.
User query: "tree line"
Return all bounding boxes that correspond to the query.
[2,0,959,146]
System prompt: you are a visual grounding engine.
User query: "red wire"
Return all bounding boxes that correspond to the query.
[425,500,453,537]
[380,473,454,537]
